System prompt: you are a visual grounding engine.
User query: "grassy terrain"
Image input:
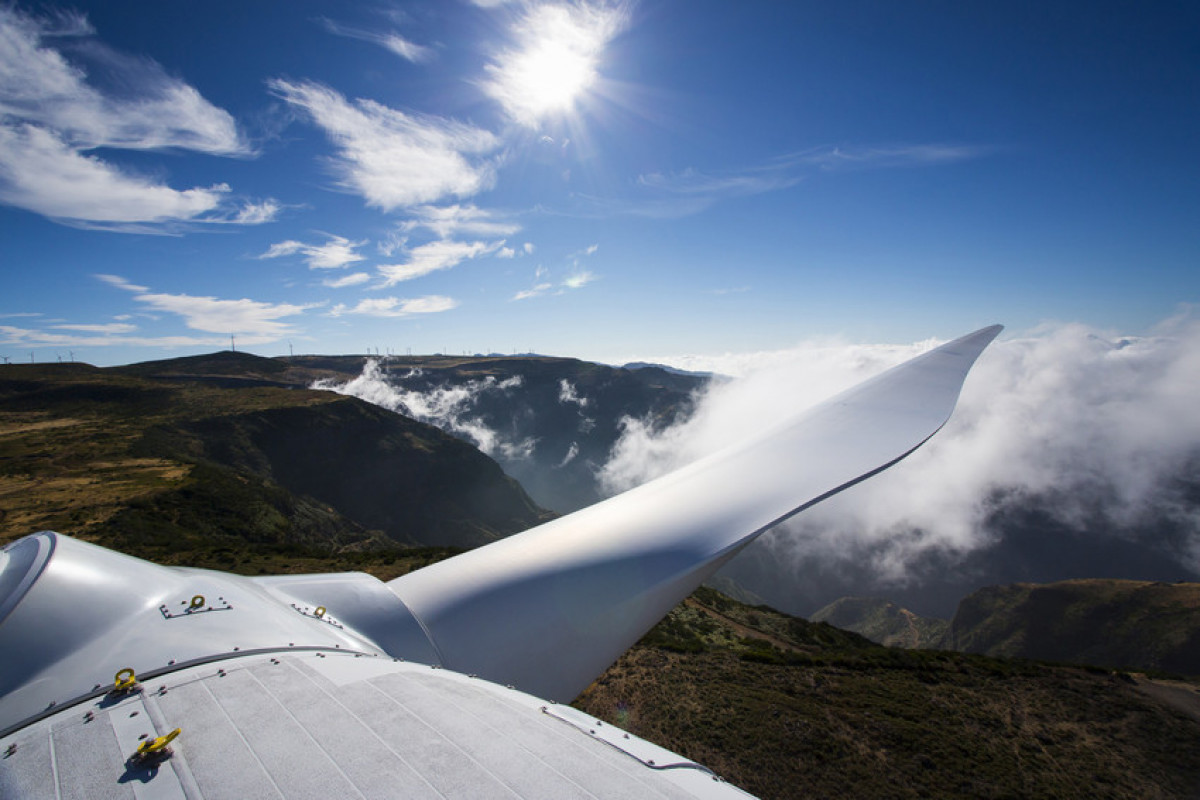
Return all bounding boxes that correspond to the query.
[576,587,1200,800]
[0,360,547,569]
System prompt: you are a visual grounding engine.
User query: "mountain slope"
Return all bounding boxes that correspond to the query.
[811,596,950,649]
[0,361,548,567]
[948,578,1200,675]
[576,588,1200,800]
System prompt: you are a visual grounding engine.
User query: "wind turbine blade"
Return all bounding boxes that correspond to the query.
[387,325,1002,700]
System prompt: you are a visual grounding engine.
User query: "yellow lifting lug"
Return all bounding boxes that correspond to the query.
[133,728,181,762]
[113,667,139,694]
[314,606,327,619]
[188,595,206,611]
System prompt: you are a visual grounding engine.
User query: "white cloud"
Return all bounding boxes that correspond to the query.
[523,242,535,255]
[0,322,255,349]
[398,204,520,239]
[0,7,265,229]
[225,200,281,225]
[320,18,434,63]
[497,246,517,259]
[513,282,553,301]
[270,79,500,210]
[481,1,629,127]
[95,274,149,293]
[0,124,229,224]
[312,359,529,457]
[259,234,366,269]
[323,272,371,289]
[133,292,315,336]
[563,270,596,289]
[0,7,246,155]
[558,379,588,407]
[377,239,502,285]
[50,322,137,334]
[330,295,458,317]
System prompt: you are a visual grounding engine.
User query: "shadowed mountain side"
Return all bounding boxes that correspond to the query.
[0,363,549,566]
[576,587,1200,800]
[111,350,707,513]
[949,579,1200,676]
[299,354,707,512]
[162,398,550,548]
[811,596,950,649]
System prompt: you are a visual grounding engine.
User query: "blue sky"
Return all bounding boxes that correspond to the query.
[1,0,1197,366]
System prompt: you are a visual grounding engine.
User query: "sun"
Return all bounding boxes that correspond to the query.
[509,39,595,117]
[483,3,626,128]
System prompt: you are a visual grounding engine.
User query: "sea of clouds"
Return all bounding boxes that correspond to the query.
[611,316,1200,592]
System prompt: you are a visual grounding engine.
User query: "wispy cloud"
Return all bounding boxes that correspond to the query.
[377,239,503,286]
[50,322,137,334]
[0,7,246,154]
[512,270,596,300]
[330,295,458,318]
[562,270,596,289]
[321,18,433,63]
[397,204,520,239]
[95,274,149,293]
[0,322,249,349]
[0,7,270,229]
[97,273,314,337]
[606,143,987,219]
[269,79,500,210]
[513,282,554,301]
[481,1,629,127]
[259,234,366,269]
[322,272,371,289]
[791,144,985,171]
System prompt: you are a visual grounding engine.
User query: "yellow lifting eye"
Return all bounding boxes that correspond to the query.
[135,728,181,757]
[189,595,206,611]
[314,606,326,619]
[114,667,137,692]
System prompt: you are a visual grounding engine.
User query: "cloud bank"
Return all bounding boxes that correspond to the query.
[602,318,1200,588]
